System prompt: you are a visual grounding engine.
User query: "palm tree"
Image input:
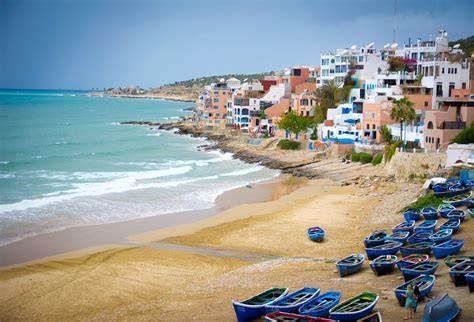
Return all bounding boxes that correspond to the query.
[390,97,416,143]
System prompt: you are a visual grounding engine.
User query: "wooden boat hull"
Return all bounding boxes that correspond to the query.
[233,287,289,322]
[433,240,464,259]
[414,220,437,234]
[396,254,429,270]
[386,231,409,244]
[449,260,474,286]
[421,207,438,220]
[421,293,460,322]
[392,221,415,233]
[363,231,387,248]
[400,242,433,257]
[329,292,378,321]
[266,287,320,314]
[357,311,383,322]
[433,186,470,198]
[439,219,460,233]
[444,255,473,268]
[438,204,455,218]
[308,227,325,242]
[403,209,420,222]
[394,275,435,306]
[408,232,431,244]
[336,254,365,277]
[298,291,341,318]
[466,273,474,292]
[430,229,453,243]
[401,262,439,281]
[264,311,334,321]
[365,242,402,260]
[447,210,466,222]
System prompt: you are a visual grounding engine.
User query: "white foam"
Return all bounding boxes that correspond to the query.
[0,166,193,213]
[220,166,263,177]
[146,133,162,137]
[0,173,15,179]
[0,161,9,165]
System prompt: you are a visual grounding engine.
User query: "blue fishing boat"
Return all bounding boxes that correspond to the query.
[432,182,449,193]
[400,261,439,281]
[298,291,341,318]
[434,183,471,198]
[439,219,461,233]
[468,207,474,219]
[438,203,455,218]
[363,231,387,248]
[447,209,466,222]
[394,274,435,306]
[392,220,415,233]
[266,287,320,313]
[443,191,472,207]
[466,273,474,292]
[336,254,365,277]
[430,229,453,243]
[421,207,438,220]
[403,209,420,221]
[400,241,434,257]
[386,231,410,243]
[449,259,474,286]
[370,255,397,276]
[444,255,474,268]
[365,241,402,260]
[407,231,431,244]
[329,292,378,321]
[232,287,289,322]
[414,220,437,233]
[433,239,464,259]
[264,311,334,321]
[396,254,429,270]
[308,227,325,242]
[421,293,460,322]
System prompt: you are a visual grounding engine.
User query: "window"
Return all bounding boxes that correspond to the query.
[213,98,219,103]
[371,112,375,119]
[359,56,364,62]
[462,82,467,89]
[442,68,445,74]
[366,124,370,130]
[213,105,219,109]
[372,124,376,130]
[424,101,428,107]
[427,121,433,129]
[322,59,329,65]
[454,68,457,74]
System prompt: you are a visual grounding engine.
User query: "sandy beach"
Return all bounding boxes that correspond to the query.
[1,161,472,321]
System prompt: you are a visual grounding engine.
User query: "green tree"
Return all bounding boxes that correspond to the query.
[388,57,405,72]
[278,111,313,140]
[379,125,393,144]
[312,79,352,123]
[390,97,416,142]
[452,123,474,144]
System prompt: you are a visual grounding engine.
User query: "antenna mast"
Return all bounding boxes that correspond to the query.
[393,0,397,43]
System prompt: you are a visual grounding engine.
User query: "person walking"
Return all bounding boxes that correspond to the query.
[404,284,417,320]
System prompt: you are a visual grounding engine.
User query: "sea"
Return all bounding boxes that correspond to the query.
[0,89,278,246]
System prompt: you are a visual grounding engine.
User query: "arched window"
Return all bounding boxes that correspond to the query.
[427,121,434,129]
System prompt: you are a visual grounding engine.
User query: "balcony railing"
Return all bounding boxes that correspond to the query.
[441,121,466,130]
[249,111,261,117]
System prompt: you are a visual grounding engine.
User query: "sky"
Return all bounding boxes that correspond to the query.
[1,0,473,90]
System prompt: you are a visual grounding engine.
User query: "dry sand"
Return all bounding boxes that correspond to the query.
[0,173,473,321]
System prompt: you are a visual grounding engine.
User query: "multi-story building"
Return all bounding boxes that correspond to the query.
[424,97,474,151]
[199,82,230,127]
[318,102,363,143]
[290,90,316,117]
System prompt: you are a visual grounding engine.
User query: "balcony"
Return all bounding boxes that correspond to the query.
[249,110,261,117]
[441,121,466,130]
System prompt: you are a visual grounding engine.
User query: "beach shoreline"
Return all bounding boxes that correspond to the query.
[0,174,306,267]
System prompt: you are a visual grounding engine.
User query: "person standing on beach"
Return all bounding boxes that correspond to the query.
[413,282,421,313]
[404,284,417,320]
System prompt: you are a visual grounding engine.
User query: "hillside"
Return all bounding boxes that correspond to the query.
[147,72,273,101]
[449,34,474,79]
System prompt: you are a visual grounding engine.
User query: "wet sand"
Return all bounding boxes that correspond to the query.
[0,174,306,267]
[0,174,473,321]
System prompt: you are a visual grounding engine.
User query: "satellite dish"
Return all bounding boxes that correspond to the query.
[366,42,374,48]
[384,43,391,49]
[350,45,357,50]
[453,44,461,49]
[391,42,398,49]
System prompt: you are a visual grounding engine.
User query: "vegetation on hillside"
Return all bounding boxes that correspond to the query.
[390,97,416,142]
[313,79,352,123]
[449,34,474,79]
[451,123,474,144]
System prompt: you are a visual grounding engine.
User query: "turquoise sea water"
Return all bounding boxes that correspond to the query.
[0,89,278,246]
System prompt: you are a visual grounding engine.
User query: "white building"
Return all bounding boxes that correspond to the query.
[318,102,363,143]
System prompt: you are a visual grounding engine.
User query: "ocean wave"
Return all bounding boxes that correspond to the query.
[161,151,233,168]
[0,166,193,214]
[0,173,15,179]
[0,161,9,165]
[146,132,162,137]
[220,166,263,177]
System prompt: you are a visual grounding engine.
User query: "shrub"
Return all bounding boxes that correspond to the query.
[403,194,443,211]
[379,125,393,144]
[371,153,383,166]
[351,153,360,162]
[359,152,373,164]
[277,139,300,150]
[384,141,401,163]
[452,123,474,144]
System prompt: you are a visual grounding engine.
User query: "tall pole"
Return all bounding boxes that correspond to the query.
[393,0,397,43]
